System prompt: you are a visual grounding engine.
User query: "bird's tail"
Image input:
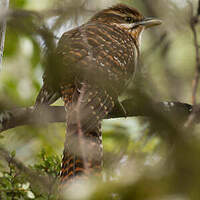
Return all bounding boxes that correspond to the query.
[60,82,115,185]
[60,124,103,184]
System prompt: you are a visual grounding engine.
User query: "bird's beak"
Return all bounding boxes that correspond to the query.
[137,17,162,28]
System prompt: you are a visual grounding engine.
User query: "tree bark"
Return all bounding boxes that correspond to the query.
[0,100,193,133]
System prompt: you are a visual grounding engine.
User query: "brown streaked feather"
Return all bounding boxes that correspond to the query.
[55,22,138,88]
[60,82,115,184]
[90,4,144,23]
[36,3,145,187]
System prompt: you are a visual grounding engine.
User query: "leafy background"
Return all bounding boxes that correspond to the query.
[0,0,200,199]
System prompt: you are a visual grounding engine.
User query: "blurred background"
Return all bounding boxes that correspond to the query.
[0,0,200,199]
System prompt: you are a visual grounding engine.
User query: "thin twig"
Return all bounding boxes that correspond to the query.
[75,84,88,171]
[189,2,200,105]
[185,1,200,127]
[198,0,200,15]
[0,147,57,193]
[0,0,9,69]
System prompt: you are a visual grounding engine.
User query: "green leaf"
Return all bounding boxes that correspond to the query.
[4,29,20,58]
[31,40,41,68]
[11,150,16,158]
[10,0,27,9]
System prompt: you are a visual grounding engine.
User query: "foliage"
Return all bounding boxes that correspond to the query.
[1,0,200,199]
[0,150,61,200]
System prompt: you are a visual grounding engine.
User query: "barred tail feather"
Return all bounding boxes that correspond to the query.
[60,82,115,185]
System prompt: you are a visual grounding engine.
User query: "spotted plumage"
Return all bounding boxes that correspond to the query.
[35,3,161,186]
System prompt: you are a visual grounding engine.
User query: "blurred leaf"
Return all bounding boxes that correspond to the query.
[10,0,27,9]
[4,28,20,58]
[31,40,41,68]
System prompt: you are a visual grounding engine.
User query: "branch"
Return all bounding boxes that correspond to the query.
[198,0,200,16]
[0,100,193,133]
[190,3,200,105]
[0,0,9,68]
[184,1,200,127]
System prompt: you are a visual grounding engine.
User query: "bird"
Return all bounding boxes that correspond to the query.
[35,3,161,185]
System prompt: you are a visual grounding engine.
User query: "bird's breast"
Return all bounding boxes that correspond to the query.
[84,23,138,78]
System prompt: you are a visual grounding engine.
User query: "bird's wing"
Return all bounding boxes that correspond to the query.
[35,27,82,106]
[36,22,135,106]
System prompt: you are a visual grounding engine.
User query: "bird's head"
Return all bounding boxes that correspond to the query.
[90,4,162,41]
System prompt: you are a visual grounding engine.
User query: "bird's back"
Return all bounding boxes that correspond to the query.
[56,21,139,94]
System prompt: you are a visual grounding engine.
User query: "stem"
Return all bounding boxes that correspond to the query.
[0,0,9,69]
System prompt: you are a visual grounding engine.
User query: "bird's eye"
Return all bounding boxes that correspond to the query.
[125,17,133,23]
